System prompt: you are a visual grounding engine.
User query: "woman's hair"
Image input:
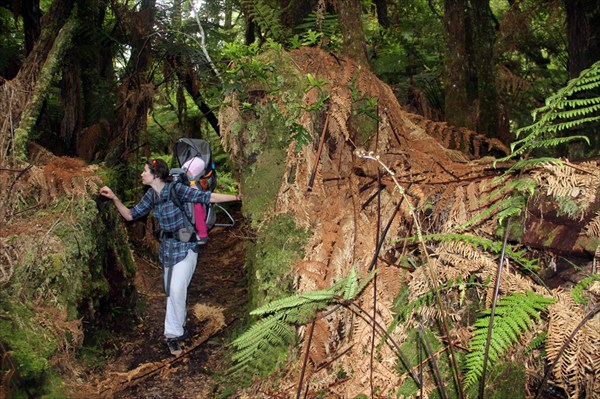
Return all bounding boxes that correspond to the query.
[146,159,171,181]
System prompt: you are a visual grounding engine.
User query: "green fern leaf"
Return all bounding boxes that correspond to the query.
[343,267,359,299]
[231,269,371,373]
[250,290,337,316]
[463,291,555,389]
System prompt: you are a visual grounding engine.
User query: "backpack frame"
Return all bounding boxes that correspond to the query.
[169,137,234,235]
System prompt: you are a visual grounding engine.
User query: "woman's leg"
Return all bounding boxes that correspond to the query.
[164,249,198,338]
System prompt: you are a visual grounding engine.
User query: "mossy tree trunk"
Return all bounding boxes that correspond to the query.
[0,0,75,164]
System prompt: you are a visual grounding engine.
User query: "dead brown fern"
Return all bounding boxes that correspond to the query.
[0,241,15,286]
[583,211,600,239]
[546,290,600,398]
[531,161,599,220]
[406,113,510,159]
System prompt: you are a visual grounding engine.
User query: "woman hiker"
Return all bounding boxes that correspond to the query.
[99,158,240,356]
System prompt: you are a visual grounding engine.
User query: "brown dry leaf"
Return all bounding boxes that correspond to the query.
[546,290,600,398]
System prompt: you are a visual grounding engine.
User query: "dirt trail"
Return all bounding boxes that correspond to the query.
[89,207,247,399]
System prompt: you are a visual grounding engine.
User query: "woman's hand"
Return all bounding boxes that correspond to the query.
[99,186,116,200]
[99,186,133,221]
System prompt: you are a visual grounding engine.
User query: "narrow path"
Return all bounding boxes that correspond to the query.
[93,207,247,399]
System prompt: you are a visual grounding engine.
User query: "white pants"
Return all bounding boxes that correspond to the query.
[163,249,197,338]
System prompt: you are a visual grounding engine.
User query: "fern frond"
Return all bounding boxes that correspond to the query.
[353,268,378,299]
[342,267,359,299]
[571,274,600,305]
[504,59,600,160]
[231,269,371,373]
[241,0,287,42]
[496,157,563,175]
[401,233,538,271]
[296,11,340,38]
[463,291,556,389]
[456,195,522,230]
[230,313,294,372]
[250,290,337,316]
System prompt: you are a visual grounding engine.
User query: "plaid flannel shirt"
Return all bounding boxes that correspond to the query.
[130,182,211,267]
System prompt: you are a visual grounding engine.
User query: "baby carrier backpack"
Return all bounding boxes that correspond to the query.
[169,137,234,240]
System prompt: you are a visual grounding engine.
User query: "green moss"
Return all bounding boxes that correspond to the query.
[243,147,287,227]
[246,214,309,309]
[465,361,526,399]
[0,301,57,381]
[1,192,137,398]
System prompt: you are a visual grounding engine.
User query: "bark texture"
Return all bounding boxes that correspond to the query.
[337,0,371,69]
[444,0,469,128]
[0,0,75,163]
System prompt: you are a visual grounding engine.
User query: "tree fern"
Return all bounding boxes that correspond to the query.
[463,291,556,389]
[296,11,340,39]
[498,59,600,165]
[241,0,287,43]
[230,268,372,373]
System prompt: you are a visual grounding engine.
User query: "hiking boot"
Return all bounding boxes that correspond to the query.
[165,338,182,356]
[179,328,191,343]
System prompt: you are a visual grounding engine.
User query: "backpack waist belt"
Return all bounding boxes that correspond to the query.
[162,231,177,239]
[161,230,198,242]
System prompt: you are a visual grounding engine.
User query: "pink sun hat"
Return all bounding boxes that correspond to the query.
[182,157,206,178]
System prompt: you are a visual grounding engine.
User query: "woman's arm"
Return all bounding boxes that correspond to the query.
[210,192,241,203]
[99,186,134,221]
[177,182,241,204]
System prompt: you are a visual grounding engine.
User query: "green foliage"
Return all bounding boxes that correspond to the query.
[246,215,309,308]
[0,301,56,381]
[289,30,323,49]
[527,332,547,354]
[395,327,458,399]
[571,274,600,305]
[231,268,370,374]
[463,291,555,389]
[499,60,600,165]
[300,73,330,112]
[0,186,136,397]
[290,11,341,52]
[289,122,312,151]
[241,0,288,43]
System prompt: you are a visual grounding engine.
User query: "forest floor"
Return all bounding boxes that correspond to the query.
[75,206,248,399]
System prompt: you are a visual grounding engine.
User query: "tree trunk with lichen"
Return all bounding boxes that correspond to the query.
[0,0,75,164]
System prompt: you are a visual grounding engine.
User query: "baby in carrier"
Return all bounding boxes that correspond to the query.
[181,156,209,244]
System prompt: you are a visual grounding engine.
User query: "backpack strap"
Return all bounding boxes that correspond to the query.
[168,183,196,231]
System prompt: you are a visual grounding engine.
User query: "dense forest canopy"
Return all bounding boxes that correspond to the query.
[0,0,599,398]
[0,0,598,165]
